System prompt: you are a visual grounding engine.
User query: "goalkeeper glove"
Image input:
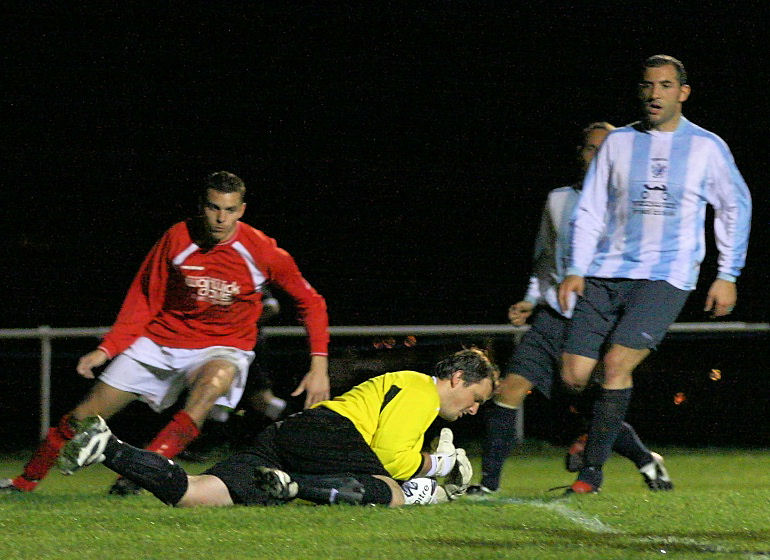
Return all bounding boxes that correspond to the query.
[443,447,472,500]
[426,427,456,477]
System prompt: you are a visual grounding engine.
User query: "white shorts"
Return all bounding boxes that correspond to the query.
[99,337,255,420]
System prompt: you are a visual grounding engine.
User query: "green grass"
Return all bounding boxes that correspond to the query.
[2,445,769,559]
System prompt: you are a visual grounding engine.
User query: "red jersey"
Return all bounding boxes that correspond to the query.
[98,220,329,358]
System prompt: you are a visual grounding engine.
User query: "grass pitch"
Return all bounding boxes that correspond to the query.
[2,445,769,560]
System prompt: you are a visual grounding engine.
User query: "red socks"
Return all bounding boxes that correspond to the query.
[13,410,200,492]
[145,410,200,458]
[14,414,77,491]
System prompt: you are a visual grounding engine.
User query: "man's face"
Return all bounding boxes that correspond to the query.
[202,188,245,243]
[638,64,691,131]
[579,127,611,173]
[438,373,494,422]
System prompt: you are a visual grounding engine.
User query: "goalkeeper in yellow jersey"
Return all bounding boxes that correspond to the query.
[58,349,497,507]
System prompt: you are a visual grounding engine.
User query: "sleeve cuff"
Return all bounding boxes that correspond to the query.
[716,272,737,282]
[425,454,438,477]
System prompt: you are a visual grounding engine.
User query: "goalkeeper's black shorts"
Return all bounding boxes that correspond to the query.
[204,407,389,505]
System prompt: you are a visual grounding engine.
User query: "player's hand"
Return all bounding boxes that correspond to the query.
[76,349,108,379]
[428,428,457,477]
[704,278,737,318]
[443,447,473,499]
[558,275,584,313]
[508,301,535,326]
[291,355,330,408]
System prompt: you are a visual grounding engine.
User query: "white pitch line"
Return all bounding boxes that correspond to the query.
[471,496,765,557]
[492,497,620,534]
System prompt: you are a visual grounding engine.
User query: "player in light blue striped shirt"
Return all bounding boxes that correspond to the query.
[557,55,752,494]
[468,123,672,497]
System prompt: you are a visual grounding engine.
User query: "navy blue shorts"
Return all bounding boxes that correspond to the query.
[563,278,690,359]
[204,407,389,505]
[505,306,569,400]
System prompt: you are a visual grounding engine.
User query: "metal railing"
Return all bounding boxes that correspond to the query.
[1,322,768,440]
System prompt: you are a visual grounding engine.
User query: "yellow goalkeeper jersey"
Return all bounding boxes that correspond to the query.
[316,371,440,481]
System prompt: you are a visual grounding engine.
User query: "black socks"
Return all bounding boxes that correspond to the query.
[103,436,189,505]
[480,402,519,490]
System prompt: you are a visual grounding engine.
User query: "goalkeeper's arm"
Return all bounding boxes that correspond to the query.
[419,427,457,477]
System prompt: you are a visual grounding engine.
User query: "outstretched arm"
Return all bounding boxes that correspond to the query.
[291,354,330,408]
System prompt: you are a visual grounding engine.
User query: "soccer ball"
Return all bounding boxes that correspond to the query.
[400,477,438,505]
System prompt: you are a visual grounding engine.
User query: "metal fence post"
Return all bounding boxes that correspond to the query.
[39,325,52,441]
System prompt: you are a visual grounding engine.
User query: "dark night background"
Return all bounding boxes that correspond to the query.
[2,5,768,447]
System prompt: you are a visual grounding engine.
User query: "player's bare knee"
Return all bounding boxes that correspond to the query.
[495,375,530,408]
[560,372,588,394]
[194,363,236,396]
[601,354,636,388]
[176,475,233,507]
[599,368,632,389]
[192,379,229,407]
[376,476,405,507]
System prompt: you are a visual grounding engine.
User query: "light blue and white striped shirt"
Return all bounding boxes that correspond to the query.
[567,117,752,291]
[524,185,580,317]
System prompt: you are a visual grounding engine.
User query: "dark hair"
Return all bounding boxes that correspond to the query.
[434,348,499,386]
[582,121,615,141]
[643,54,687,85]
[204,171,246,199]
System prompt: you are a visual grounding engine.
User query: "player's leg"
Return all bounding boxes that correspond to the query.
[254,469,397,506]
[612,421,673,490]
[177,475,234,507]
[58,415,208,506]
[203,416,397,508]
[108,358,238,496]
[564,380,675,490]
[560,278,621,492]
[573,343,644,492]
[273,407,404,506]
[183,358,238,427]
[570,280,688,493]
[2,381,136,493]
[142,348,249,462]
[561,353,600,393]
[471,307,568,494]
[471,374,532,494]
[92,341,200,494]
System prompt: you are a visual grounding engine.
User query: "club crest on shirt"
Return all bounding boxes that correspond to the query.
[651,158,667,178]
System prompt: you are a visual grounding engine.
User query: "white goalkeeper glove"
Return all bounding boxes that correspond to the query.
[426,427,456,477]
[442,447,472,500]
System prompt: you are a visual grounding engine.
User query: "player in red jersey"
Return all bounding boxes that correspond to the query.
[1,171,330,495]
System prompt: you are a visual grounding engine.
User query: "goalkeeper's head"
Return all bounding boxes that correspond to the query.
[433,348,498,421]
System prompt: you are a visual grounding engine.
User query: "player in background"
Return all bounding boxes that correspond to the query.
[468,123,671,496]
[559,55,752,494]
[242,288,289,421]
[1,171,330,495]
[58,349,496,507]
